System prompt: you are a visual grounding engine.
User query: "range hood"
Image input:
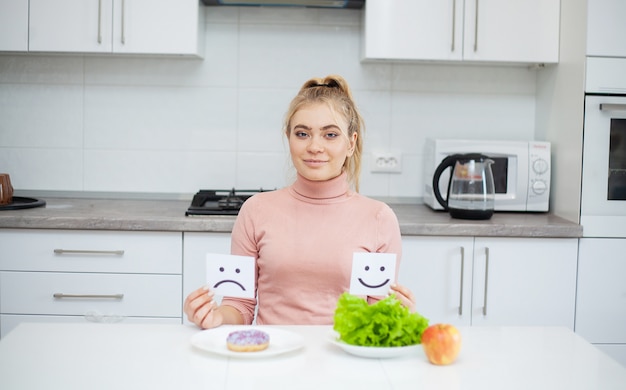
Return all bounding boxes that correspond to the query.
[201,0,364,8]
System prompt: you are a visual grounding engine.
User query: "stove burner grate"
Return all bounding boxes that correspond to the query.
[185,188,272,216]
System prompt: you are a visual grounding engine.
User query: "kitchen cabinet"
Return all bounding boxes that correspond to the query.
[0,229,183,338]
[362,0,560,64]
[28,0,204,57]
[399,236,577,328]
[182,232,231,325]
[587,0,626,57]
[0,0,28,52]
[397,236,474,324]
[576,238,626,368]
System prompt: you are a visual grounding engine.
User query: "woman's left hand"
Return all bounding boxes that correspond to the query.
[390,283,416,312]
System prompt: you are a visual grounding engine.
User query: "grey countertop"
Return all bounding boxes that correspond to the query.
[0,197,582,238]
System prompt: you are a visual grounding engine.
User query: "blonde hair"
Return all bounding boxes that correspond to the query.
[283,75,365,191]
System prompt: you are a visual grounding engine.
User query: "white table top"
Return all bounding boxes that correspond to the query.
[0,323,625,389]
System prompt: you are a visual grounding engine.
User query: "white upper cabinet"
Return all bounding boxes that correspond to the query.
[29,0,204,57]
[587,0,626,57]
[362,0,464,61]
[0,0,29,51]
[363,0,560,64]
[462,0,560,63]
[111,0,203,55]
[29,0,114,53]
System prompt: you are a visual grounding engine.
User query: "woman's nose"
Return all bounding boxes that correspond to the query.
[307,136,324,152]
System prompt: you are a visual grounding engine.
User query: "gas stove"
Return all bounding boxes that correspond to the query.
[185,188,272,216]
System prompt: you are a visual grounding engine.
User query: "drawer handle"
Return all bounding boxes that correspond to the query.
[53,293,124,300]
[54,249,125,256]
[482,247,490,316]
[97,0,102,44]
[473,0,479,52]
[451,0,456,51]
[599,103,626,112]
[121,0,126,44]
[458,246,464,316]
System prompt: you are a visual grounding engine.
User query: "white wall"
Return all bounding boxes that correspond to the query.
[535,0,587,223]
[0,6,540,199]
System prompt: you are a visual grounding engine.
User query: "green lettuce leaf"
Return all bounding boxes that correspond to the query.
[332,292,429,347]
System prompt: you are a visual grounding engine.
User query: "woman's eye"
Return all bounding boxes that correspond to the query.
[325,132,339,139]
[294,131,308,138]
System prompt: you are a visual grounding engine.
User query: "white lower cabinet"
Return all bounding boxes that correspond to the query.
[398,236,474,325]
[576,238,626,367]
[0,229,183,338]
[182,232,231,325]
[400,236,578,328]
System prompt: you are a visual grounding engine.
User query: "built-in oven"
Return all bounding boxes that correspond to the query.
[581,58,626,237]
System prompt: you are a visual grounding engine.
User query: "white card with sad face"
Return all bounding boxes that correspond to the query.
[349,252,397,296]
[206,253,255,298]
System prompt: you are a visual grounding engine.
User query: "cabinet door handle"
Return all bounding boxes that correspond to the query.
[121,0,126,44]
[458,246,464,315]
[54,293,124,300]
[473,0,479,52]
[599,103,626,112]
[451,0,456,51]
[53,249,125,256]
[482,247,489,316]
[98,0,103,44]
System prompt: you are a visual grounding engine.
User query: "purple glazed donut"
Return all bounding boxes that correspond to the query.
[226,329,270,352]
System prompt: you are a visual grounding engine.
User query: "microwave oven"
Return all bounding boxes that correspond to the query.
[423,139,551,212]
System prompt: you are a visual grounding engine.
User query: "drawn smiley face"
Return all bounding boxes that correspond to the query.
[349,253,397,296]
[213,266,246,291]
[358,264,390,289]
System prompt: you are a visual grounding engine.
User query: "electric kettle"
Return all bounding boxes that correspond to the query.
[432,153,495,220]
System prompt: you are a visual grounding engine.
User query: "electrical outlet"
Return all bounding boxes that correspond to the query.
[371,152,402,173]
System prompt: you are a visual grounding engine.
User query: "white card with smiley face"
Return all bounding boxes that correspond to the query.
[349,252,397,296]
[206,253,255,298]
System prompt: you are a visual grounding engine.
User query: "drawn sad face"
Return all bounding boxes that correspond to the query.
[206,254,255,298]
[213,265,246,292]
[349,253,397,296]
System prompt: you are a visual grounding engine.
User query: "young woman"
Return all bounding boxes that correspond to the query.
[184,75,416,329]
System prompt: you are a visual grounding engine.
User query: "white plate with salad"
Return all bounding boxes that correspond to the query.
[330,293,429,359]
[329,335,422,359]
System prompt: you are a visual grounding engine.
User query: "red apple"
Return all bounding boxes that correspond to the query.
[421,323,462,365]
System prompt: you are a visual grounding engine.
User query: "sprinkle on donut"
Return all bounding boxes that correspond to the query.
[226,329,270,352]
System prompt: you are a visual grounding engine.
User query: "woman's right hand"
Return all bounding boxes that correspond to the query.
[183,287,224,329]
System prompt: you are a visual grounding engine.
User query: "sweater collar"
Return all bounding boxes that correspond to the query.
[291,172,350,200]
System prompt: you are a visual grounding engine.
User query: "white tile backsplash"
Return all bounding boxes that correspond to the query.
[237,23,364,89]
[0,148,83,190]
[0,84,83,148]
[0,55,84,84]
[0,6,539,198]
[83,23,238,88]
[83,86,238,151]
[237,88,291,153]
[84,150,238,193]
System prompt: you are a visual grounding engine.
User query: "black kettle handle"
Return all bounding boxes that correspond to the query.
[432,154,461,210]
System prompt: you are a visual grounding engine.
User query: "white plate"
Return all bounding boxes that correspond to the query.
[191,326,304,359]
[329,334,422,359]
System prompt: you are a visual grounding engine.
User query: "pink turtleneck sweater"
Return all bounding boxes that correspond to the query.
[220,172,402,325]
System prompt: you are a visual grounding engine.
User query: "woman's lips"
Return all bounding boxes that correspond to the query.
[303,159,327,167]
